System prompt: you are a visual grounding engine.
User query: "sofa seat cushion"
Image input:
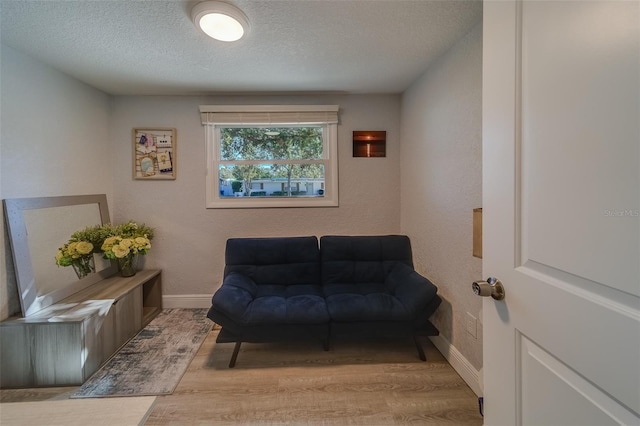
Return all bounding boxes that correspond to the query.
[324,263,439,323]
[212,273,329,326]
[250,284,329,324]
[321,235,439,324]
[325,283,410,322]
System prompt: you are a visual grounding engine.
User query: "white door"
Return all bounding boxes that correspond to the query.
[482,1,639,425]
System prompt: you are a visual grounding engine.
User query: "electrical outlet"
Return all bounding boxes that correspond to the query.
[466,312,477,339]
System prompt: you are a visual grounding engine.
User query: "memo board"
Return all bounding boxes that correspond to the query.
[133,128,176,180]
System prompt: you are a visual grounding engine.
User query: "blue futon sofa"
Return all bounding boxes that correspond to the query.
[207,235,442,367]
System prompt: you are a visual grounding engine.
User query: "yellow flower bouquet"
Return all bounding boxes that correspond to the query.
[55,221,154,279]
[55,224,110,279]
[55,241,95,278]
[101,221,154,277]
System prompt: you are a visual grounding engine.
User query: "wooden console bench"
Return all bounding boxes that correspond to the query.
[0,269,162,388]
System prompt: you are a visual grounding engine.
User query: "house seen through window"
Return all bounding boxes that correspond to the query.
[219,126,325,198]
[201,105,339,208]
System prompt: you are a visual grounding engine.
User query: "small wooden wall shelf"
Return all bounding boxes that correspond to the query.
[473,208,483,258]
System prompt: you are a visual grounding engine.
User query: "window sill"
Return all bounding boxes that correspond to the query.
[206,196,338,209]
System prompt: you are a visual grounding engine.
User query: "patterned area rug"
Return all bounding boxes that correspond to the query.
[72,308,212,398]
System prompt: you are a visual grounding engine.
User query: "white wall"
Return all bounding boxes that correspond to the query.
[110,94,402,301]
[400,23,483,382]
[0,45,113,319]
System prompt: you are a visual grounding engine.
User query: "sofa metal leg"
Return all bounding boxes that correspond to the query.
[229,342,242,368]
[414,336,426,361]
[322,338,330,351]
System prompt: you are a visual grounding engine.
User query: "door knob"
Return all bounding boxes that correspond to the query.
[472,277,505,300]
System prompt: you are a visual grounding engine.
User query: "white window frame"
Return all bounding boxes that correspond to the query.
[201,105,339,208]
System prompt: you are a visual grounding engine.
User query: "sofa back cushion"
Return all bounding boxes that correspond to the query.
[225,236,320,286]
[320,235,414,286]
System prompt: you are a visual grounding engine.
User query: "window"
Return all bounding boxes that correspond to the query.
[201,105,339,208]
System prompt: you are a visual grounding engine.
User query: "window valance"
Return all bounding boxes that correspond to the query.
[199,105,339,125]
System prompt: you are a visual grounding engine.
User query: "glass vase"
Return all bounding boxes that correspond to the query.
[117,253,139,277]
[72,256,95,279]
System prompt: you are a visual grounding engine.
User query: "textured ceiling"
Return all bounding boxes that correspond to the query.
[0,0,482,95]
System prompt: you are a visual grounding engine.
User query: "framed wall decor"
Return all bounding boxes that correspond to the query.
[133,128,176,180]
[352,130,386,157]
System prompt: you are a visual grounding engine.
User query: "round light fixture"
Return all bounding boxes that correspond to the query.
[192,1,249,42]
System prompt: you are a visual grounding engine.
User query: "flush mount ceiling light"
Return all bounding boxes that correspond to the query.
[192,1,249,42]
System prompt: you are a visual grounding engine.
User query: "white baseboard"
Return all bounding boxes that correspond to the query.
[429,335,482,397]
[162,294,211,309]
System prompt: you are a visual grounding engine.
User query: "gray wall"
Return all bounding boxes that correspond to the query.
[110,94,402,299]
[1,45,113,319]
[1,26,484,393]
[400,23,483,373]
[0,43,403,316]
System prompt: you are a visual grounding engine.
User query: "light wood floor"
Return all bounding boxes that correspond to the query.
[1,331,483,425]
